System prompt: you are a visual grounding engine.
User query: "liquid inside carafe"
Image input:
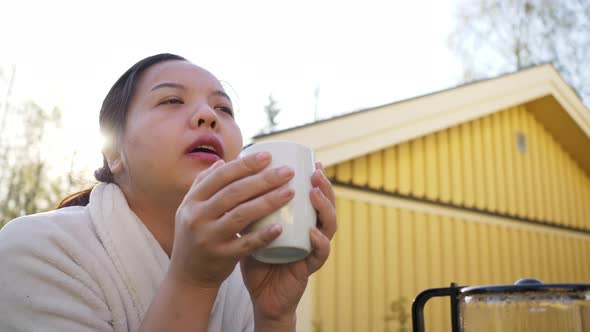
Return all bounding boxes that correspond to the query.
[460,291,590,332]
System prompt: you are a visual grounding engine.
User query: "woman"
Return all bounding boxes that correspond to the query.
[0,53,337,332]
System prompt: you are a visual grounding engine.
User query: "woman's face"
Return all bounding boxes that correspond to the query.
[113,60,243,203]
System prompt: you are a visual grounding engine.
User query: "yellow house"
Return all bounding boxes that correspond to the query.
[254,64,590,332]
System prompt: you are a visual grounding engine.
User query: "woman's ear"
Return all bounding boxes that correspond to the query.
[108,156,124,175]
[103,145,124,175]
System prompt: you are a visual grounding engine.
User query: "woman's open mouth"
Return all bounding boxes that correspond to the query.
[186,136,224,163]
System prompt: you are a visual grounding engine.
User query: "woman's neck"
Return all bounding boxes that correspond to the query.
[123,187,182,257]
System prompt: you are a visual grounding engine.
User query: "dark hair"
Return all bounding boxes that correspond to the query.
[59,53,187,208]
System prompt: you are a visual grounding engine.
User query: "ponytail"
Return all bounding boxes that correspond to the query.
[57,158,114,208]
[58,188,94,208]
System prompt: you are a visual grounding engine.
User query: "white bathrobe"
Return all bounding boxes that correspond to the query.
[0,183,254,331]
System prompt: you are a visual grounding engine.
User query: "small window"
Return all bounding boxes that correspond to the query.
[516,132,527,153]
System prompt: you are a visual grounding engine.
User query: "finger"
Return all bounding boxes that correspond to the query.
[311,187,337,240]
[203,165,294,219]
[315,161,329,179]
[193,159,225,185]
[311,166,335,207]
[192,151,272,201]
[223,223,283,258]
[216,185,294,236]
[306,227,331,274]
[315,161,324,172]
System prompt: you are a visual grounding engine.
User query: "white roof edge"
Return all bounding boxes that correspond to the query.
[255,65,590,167]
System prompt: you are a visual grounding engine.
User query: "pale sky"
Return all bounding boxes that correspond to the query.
[0,0,463,178]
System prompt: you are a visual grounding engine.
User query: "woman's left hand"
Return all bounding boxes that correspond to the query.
[240,162,337,330]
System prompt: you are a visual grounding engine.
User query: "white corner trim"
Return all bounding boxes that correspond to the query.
[258,65,589,168]
[313,80,552,166]
[548,80,590,138]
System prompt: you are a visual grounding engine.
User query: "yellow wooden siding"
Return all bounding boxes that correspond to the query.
[449,126,464,206]
[491,112,507,215]
[501,110,518,216]
[368,204,386,332]
[461,123,475,208]
[398,142,411,195]
[368,151,383,189]
[472,119,486,210]
[352,200,370,331]
[511,108,526,218]
[437,130,452,204]
[312,195,590,332]
[483,116,497,213]
[383,146,397,192]
[325,105,590,230]
[425,134,438,201]
[411,138,426,198]
[317,103,590,331]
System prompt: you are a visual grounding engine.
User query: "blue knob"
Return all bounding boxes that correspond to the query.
[514,278,544,285]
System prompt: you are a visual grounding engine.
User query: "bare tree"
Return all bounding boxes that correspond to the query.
[0,65,16,136]
[314,85,320,121]
[449,0,590,105]
[0,74,85,227]
[263,94,281,133]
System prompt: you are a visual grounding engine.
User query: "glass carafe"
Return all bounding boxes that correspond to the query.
[412,279,590,332]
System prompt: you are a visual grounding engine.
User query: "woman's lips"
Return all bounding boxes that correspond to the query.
[185,134,224,163]
[186,151,221,163]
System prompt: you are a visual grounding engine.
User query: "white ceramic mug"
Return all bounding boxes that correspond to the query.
[240,141,316,264]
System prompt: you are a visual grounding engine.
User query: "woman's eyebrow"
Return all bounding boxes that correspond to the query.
[212,90,231,102]
[150,82,186,92]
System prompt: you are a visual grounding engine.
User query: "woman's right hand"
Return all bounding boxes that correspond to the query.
[168,151,294,289]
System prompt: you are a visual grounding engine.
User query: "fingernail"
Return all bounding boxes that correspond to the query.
[312,187,321,197]
[311,227,321,237]
[270,224,282,234]
[280,188,293,197]
[277,166,294,178]
[211,159,225,168]
[256,151,271,163]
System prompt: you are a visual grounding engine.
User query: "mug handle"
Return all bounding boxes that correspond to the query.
[411,283,463,332]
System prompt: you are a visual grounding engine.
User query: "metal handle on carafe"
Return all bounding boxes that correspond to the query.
[411,283,462,332]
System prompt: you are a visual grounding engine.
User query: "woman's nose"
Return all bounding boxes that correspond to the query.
[190,107,218,130]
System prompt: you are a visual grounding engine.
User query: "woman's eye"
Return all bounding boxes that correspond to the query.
[160,98,183,105]
[215,106,234,117]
